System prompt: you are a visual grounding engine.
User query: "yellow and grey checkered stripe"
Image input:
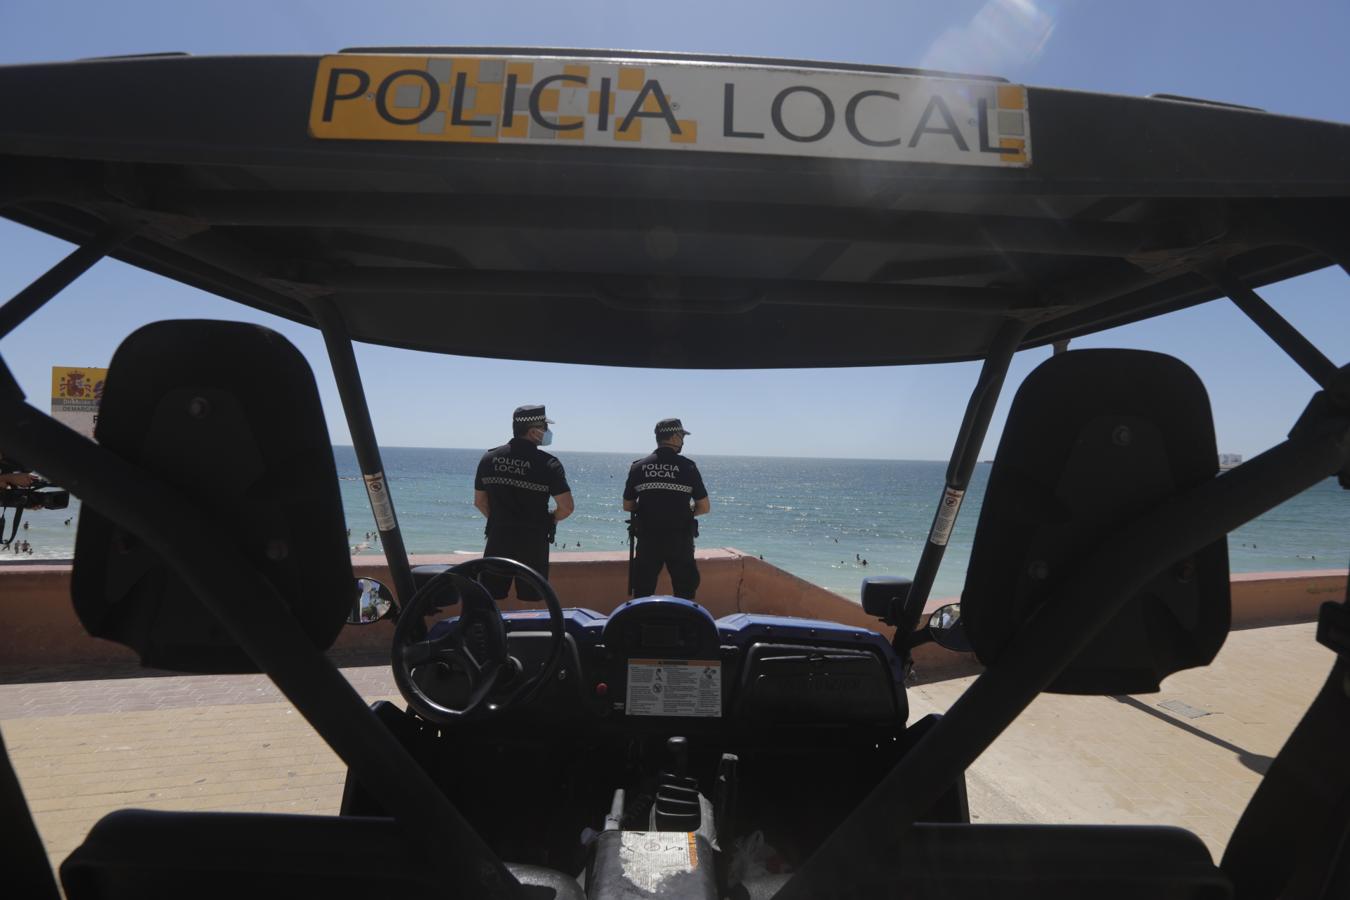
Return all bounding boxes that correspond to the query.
[635,482,693,494]
[481,476,549,492]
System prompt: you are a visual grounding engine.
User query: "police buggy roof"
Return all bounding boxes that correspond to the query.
[1,48,1347,369]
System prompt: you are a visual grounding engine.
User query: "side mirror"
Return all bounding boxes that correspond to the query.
[861,576,912,625]
[348,577,393,625]
[926,602,972,653]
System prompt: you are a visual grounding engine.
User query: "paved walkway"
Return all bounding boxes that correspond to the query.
[906,622,1331,858]
[3,668,401,875]
[1,622,1336,879]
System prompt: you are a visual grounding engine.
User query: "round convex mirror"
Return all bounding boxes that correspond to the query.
[348,577,394,625]
[927,602,973,653]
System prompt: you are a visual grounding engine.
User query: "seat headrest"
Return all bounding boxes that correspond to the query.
[961,349,1230,694]
[72,321,354,673]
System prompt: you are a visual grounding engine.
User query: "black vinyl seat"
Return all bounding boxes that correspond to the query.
[928,350,1233,897]
[961,349,1230,694]
[71,320,355,674]
[61,809,585,900]
[785,349,1237,899]
[891,823,1229,899]
[733,824,1229,899]
[50,322,578,898]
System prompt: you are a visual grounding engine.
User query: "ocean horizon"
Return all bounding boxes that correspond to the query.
[6,445,1345,604]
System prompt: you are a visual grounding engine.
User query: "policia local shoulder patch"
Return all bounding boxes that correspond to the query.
[309,54,1030,167]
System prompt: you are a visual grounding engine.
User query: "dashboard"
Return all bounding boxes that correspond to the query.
[420,595,907,734]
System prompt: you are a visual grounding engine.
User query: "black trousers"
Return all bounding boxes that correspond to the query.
[632,528,700,600]
[482,525,549,601]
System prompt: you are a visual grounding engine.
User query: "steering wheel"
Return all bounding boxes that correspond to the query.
[391,557,567,723]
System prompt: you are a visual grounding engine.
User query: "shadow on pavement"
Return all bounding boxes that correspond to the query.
[1112,694,1274,775]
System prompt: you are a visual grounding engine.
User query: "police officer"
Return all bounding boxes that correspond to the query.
[623,418,710,600]
[474,405,574,600]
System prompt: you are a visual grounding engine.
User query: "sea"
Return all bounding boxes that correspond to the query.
[4,447,1346,602]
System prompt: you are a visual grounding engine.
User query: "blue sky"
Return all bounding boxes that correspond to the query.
[1,0,1347,459]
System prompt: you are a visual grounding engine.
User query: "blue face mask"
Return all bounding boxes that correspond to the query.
[540,428,553,446]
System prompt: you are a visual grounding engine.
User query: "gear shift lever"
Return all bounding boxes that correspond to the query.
[667,735,689,780]
[654,736,700,832]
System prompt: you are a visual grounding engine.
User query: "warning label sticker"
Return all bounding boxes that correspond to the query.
[929,486,965,547]
[362,471,397,531]
[619,831,699,893]
[625,659,722,717]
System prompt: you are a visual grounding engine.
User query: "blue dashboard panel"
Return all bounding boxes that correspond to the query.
[716,612,903,682]
[433,596,903,683]
[498,607,608,650]
[606,596,709,618]
[423,608,608,649]
[716,612,886,643]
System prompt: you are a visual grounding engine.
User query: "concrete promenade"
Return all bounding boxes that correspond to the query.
[2,620,1336,879]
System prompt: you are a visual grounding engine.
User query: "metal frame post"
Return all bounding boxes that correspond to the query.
[0,226,128,339]
[0,354,21,402]
[304,298,417,606]
[894,319,1030,650]
[1205,266,1345,395]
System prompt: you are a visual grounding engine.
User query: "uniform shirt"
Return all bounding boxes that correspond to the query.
[623,446,708,530]
[475,438,570,529]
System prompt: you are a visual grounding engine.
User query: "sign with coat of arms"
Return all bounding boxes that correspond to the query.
[51,366,108,439]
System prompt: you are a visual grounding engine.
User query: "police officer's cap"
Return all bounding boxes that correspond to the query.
[513,404,554,427]
[655,418,691,436]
